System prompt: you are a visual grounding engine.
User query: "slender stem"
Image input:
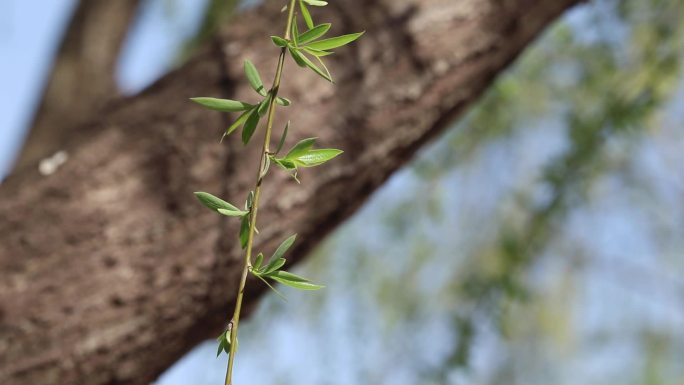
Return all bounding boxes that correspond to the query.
[224,1,297,384]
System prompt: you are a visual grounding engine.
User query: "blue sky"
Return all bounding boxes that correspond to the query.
[0,0,76,178]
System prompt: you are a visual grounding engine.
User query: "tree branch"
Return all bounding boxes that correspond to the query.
[0,0,579,384]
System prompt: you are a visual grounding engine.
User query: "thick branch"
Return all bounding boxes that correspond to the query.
[14,0,141,171]
[0,0,579,384]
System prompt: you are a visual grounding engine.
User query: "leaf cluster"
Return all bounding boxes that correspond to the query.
[250,234,324,295]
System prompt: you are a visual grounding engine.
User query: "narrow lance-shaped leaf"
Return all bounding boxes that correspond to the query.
[298,23,331,45]
[244,60,265,95]
[218,208,249,217]
[293,49,333,82]
[271,36,288,47]
[305,32,364,51]
[194,192,241,212]
[288,46,307,67]
[258,94,272,117]
[224,108,255,140]
[272,234,297,260]
[291,19,300,46]
[299,0,314,29]
[242,108,261,144]
[302,0,328,6]
[275,121,290,154]
[269,270,324,290]
[190,97,253,112]
[293,149,343,167]
[253,253,264,271]
[239,215,250,249]
[275,96,291,106]
[262,257,286,275]
[304,47,334,57]
[286,138,316,158]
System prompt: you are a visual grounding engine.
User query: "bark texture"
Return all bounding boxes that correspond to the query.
[14,0,141,170]
[0,0,579,384]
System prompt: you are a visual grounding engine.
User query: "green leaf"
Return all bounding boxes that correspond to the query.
[298,23,331,44]
[292,49,333,82]
[258,93,272,117]
[305,32,364,51]
[302,0,328,6]
[262,257,286,275]
[217,208,249,217]
[299,0,314,29]
[271,36,288,47]
[194,192,240,212]
[291,19,300,46]
[303,47,334,57]
[312,55,332,82]
[272,234,297,260]
[269,270,324,290]
[224,108,254,140]
[216,331,230,357]
[242,108,261,144]
[288,46,307,67]
[244,60,265,96]
[239,215,250,249]
[254,253,264,271]
[271,157,297,170]
[293,149,343,167]
[286,138,316,159]
[246,190,255,211]
[275,96,291,106]
[275,121,290,155]
[191,97,253,112]
[254,274,287,301]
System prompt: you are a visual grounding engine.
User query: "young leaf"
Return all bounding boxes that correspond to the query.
[288,46,308,67]
[286,138,316,159]
[305,32,364,51]
[242,108,261,144]
[244,60,265,95]
[191,97,253,112]
[272,234,297,260]
[291,20,300,46]
[262,257,286,275]
[299,0,314,29]
[216,331,231,357]
[258,93,272,117]
[269,270,324,290]
[224,108,255,139]
[275,96,291,106]
[194,192,241,212]
[293,149,343,167]
[275,121,290,155]
[313,55,333,82]
[254,253,264,271]
[271,36,288,47]
[303,47,334,57]
[239,215,250,249]
[218,208,249,217]
[302,0,328,6]
[298,23,331,44]
[293,49,333,82]
[259,153,271,181]
[271,157,297,170]
[254,273,287,301]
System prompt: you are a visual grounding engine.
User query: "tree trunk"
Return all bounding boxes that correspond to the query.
[14,0,141,171]
[0,0,579,384]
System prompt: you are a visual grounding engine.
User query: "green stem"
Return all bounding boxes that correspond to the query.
[224,1,297,384]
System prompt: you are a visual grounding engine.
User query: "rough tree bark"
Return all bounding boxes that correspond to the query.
[0,0,579,384]
[14,0,141,170]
